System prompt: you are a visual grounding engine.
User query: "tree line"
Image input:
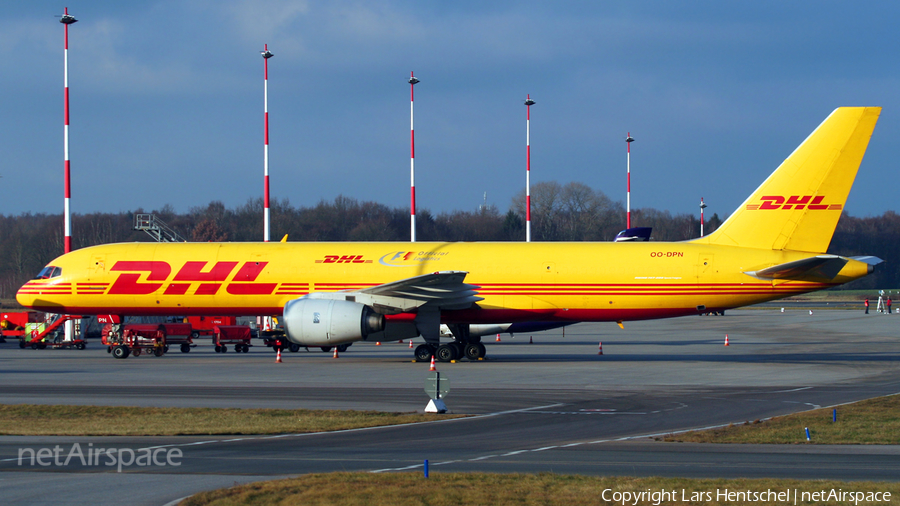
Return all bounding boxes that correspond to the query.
[0,182,894,300]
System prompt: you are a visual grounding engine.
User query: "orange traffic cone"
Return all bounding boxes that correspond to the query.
[495,334,501,342]
[598,341,603,355]
[333,346,339,358]
[408,340,413,349]
[724,334,730,346]
[275,348,283,363]
[429,355,436,371]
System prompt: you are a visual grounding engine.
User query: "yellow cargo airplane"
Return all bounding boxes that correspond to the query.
[18,107,882,362]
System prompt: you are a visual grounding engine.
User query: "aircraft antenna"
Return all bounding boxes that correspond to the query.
[626,133,635,228]
[525,95,535,242]
[409,72,419,242]
[261,44,274,242]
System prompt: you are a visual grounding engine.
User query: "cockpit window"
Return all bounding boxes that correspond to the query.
[34,266,62,279]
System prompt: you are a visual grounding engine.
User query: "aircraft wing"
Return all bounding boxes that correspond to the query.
[743,255,873,282]
[304,271,483,314]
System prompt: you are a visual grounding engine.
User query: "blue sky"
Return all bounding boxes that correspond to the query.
[2,1,898,222]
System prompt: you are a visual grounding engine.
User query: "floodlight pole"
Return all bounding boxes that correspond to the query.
[626,133,634,229]
[60,8,77,343]
[525,95,535,242]
[61,8,77,255]
[409,72,419,242]
[699,197,708,237]
[261,45,273,242]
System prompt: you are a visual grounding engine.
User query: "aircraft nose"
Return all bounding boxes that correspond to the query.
[15,283,36,308]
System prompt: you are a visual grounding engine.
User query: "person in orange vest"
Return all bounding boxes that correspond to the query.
[864,298,869,314]
[887,297,892,315]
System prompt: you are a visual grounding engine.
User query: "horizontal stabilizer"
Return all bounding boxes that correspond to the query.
[744,255,850,282]
[850,255,884,266]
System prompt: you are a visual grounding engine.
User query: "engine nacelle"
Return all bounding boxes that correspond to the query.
[282,298,385,346]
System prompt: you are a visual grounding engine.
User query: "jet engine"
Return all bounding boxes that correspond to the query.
[282,298,385,346]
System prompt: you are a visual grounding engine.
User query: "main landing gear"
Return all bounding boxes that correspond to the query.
[415,324,486,362]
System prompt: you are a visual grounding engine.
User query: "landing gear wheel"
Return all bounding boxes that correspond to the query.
[320,346,332,353]
[464,343,485,360]
[181,343,191,353]
[436,344,458,362]
[414,344,435,361]
[289,343,301,353]
[337,344,349,353]
[113,346,129,359]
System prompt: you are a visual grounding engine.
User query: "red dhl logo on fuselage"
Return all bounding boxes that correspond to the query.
[314,255,373,264]
[108,261,278,296]
[745,196,841,211]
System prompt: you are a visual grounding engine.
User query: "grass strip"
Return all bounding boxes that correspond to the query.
[662,394,900,444]
[0,404,464,436]
[181,473,899,506]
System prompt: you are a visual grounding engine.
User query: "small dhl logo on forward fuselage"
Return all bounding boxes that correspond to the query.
[315,255,373,264]
[745,196,842,211]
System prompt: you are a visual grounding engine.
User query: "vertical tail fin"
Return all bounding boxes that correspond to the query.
[701,107,880,252]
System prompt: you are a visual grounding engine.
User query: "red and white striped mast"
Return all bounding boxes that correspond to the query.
[626,133,634,228]
[408,72,419,242]
[261,45,273,242]
[699,197,708,237]
[60,8,77,342]
[525,95,535,242]
[61,8,77,254]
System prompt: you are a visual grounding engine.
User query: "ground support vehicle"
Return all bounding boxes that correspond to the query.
[1,311,32,343]
[186,316,236,337]
[17,314,86,350]
[161,323,196,353]
[102,324,166,359]
[213,325,252,353]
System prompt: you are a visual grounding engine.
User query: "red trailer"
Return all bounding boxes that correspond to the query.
[187,316,236,336]
[102,323,166,359]
[161,323,195,353]
[213,325,252,353]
